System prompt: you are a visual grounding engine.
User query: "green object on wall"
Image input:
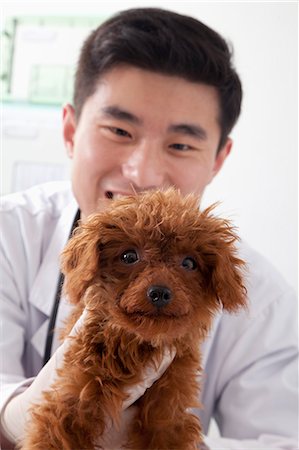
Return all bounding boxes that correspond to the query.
[1,16,104,107]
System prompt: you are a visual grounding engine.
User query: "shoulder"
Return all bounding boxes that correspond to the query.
[214,240,297,346]
[0,182,77,266]
[0,181,73,219]
[237,240,295,317]
[0,182,78,306]
[202,239,297,380]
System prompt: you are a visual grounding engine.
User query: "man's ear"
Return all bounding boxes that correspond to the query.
[62,104,77,158]
[211,137,232,179]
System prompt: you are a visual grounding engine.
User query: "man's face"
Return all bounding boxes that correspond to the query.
[63,65,231,219]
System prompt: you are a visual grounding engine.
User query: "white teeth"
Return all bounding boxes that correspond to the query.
[113,194,126,200]
[105,192,128,200]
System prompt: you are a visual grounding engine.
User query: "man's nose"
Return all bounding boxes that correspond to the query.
[121,143,166,189]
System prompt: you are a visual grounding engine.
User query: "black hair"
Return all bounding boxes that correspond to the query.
[74,8,242,150]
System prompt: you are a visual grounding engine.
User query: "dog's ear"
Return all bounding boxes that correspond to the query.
[198,207,247,313]
[210,245,247,313]
[61,215,103,304]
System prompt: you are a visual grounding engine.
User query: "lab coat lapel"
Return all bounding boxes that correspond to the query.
[29,199,78,316]
[29,199,78,356]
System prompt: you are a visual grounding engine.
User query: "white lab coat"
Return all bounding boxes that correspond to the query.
[0,182,298,449]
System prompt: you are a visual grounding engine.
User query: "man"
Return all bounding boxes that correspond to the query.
[0,8,297,449]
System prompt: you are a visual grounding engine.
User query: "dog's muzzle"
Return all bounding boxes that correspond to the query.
[147,285,172,308]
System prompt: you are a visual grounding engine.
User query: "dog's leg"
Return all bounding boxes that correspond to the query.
[19,372,108,450]
[19,337,126,450]
[126,350,202,450]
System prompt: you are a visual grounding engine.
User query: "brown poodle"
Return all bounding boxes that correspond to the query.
[20,189,246,450]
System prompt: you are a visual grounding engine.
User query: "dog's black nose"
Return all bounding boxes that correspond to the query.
[147,285,172,308]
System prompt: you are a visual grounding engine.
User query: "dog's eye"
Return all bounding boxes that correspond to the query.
[120,249,139,265]
[181,257,197,271]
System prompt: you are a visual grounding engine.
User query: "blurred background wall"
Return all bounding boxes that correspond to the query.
[1,1,298,293]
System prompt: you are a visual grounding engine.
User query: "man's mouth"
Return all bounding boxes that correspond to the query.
[105,191,133,200]
[105,191,114,199]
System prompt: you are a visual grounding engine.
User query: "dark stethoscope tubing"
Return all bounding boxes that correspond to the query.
[43,209,81,365]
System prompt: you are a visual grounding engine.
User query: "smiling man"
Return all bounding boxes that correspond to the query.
[64,66,230,219]
[0,8,297,450]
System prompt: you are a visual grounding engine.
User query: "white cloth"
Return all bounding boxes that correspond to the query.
[0,182,298,449]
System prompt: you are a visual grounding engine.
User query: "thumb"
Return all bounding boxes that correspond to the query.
[122,347,176,410]
[68,309,89,337]
[97,405,138,450]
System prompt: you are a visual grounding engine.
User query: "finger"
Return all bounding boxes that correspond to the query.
[96,406,138,450]
[122,347,176,409]
[68,309,88,337]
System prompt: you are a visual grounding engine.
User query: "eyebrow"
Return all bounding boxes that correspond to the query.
[101,105,207,140]
[101,105,142,125]
[168,123,207,141]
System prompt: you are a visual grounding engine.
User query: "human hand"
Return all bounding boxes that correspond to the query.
[1,310,175,448]
[0,309,89,444]
[97,347,176,449]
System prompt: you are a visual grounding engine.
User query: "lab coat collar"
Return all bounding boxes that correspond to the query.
[28,198,79,317]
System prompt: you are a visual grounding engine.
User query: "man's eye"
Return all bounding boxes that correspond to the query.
[120,249,139,264]
[170,143,192,151]
[110,127,131,137]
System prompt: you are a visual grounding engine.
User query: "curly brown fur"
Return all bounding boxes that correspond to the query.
[20,189,246,450]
